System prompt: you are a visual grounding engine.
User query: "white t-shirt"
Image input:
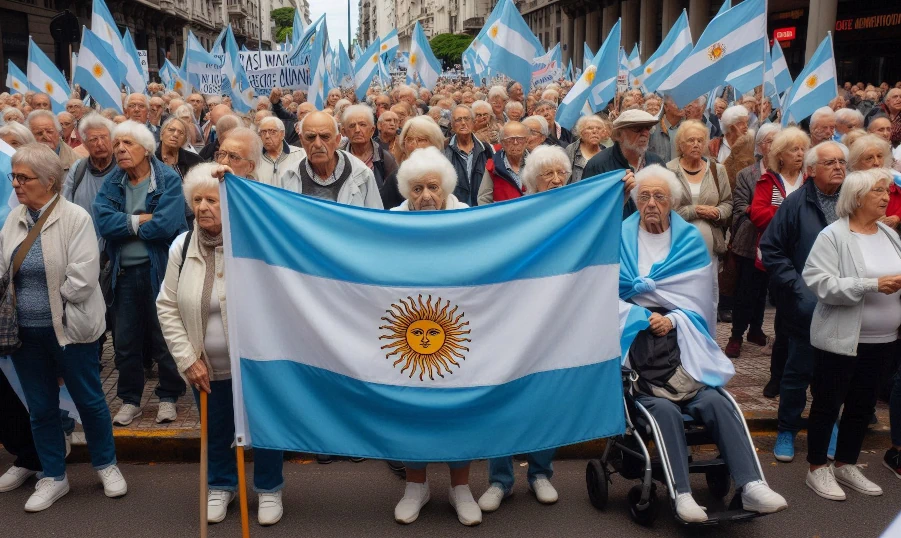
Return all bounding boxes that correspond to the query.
[717,137,732,163]
[633,227,672,309]
[852,231,901,343]
[688,181,702,205]
[782,173,803,197]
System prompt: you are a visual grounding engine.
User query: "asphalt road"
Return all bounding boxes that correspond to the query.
[2,445,900,538]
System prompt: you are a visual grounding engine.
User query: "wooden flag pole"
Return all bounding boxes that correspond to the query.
[199,390,209,538]
[236,445,251,538]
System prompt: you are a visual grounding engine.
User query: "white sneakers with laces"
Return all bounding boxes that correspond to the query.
[675,492,707,522]
[113,403,142,426]
[741,480,788,513]
[156,402,178,424]
[529,475,558,504]
[97,465,128,497]
[394,481,431,524]
[834,464,883,496]
[448,485,482,526]
[24,477,70,512]
[0,465,37,492]
[208,489,236,523]
[806,465,846,501]
[258,491,284,526]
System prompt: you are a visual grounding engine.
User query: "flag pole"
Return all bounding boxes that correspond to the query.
[236,446,250,538]
[199,390,209,538]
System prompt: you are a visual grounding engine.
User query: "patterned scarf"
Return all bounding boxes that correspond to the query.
[197,226,224,363]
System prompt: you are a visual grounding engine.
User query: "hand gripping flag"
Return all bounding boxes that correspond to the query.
[631,10,692,94]
[26,38,70,114]
[219,170,628,459]
[74,27,124,113]
[6,61,30,95]
[782,34,837,126]
[408,22,442,90]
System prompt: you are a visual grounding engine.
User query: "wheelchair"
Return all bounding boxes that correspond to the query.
[585,368,769,526]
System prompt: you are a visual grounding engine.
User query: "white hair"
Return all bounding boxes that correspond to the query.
[487,86,509,101]
[523,115,549,136]
[721,105,749,129]
[3,108,25,123]
[631,164,684,208]
[573,115,605,138]
[11,142,63,192]
[810,106,835,128]
[225,127,263,174]
[540,89,559,103]
[835,107,864,127]
[127,93,150,107]
[160,115,191,148]
[258,116,286,132]
[471,100,492,115]
[396,146,457,200]
[804,141,849,172]
[183,162,221,205]
[0,121,35,146]
[342,104,375,126]
[25,109,61,132]
[754,123,781,156]
[77,112,115,140]
[504,101,524,114]
[398,116,445,156]
[521,145,572,194]
[112,120,157,154]
[835,168,892,218]
[298,112,340,135]
[848,134,892,171]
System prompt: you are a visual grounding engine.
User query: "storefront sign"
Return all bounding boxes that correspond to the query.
[835,13,901,32]
[773,27,796,41]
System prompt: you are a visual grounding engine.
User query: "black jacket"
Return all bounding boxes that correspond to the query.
[582,142,665,219]
[759,179,832,339]
[444,135,493,208]
[155,146,204,179]
[270,101,300,146]
[549,124,573,148]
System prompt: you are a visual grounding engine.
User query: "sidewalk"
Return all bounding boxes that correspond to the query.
[75,307,891,460]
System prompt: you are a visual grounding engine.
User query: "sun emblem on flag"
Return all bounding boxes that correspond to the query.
[379,295,471,381]
[489,24,499,39]
[805,74,818,88]
[174,80,184,91]
[371,54,379,64]
[645,66,653,75]
[707,43,726,62]
[12,81,19,90]
[92,63,105,78]
[44,82,55,94]
[584,66,596,84]
[410,53,417,66]
[381,43,388,51]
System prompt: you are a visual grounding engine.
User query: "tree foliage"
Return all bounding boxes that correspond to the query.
[429,33,474,66]
[271,7,295,43]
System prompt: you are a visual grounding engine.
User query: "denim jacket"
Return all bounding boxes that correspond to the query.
[92,155,188,298]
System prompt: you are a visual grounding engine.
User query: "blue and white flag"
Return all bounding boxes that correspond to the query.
[724,38,770,96]
[565,59,573,82]
[618,212,735,387]
[632,10,692,94]
[408,22,442,89]
[287,15,324,67]
[185,30,222,92]
[378,53,392,87]
[379,30,399,63]
[161,58,190,96]
[482,0,543,88]
[657,0,767,106]
[770,39,792,95]
[6,61,30,95]
[0,139,16,221]
[220,171,627,459]
[353,40,382,101]
[292,8,305,48]
[353,43,364,66]
[531,43,562,87]
[221,26,255,114]
[121,29,147,93]
[782,34,837,126]
[336,41,354,89]
[91,0,127,85]
[74,27,124,113]
[308,19,330,109]
[557,19,619,130]
[26,38,70,114]
[583,43,594,71]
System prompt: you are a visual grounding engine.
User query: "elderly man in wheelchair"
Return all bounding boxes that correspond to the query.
[617,165,788,523]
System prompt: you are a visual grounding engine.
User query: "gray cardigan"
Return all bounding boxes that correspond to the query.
[802,217,901,356]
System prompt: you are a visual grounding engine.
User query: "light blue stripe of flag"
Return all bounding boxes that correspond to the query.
[121,29,147,93]
[26,39,70,114]
[0,140,15,223]
[583,43,594,71]
[292,8,305,48]
[354,40,381,101]
[91,0,127,84]
[588,20,621,112]
[771,40,793,94]
[74,28,123,113]
[632,10,692,94]
[782,34,836,125]
[6,61,31,94]
[409,22,442,89]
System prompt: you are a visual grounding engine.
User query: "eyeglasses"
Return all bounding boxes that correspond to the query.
[258,129,280,137]
[636,193,670,204]
[817,158,847,168]
[126,103,147,110]
[452,117,472,124]
[8,173,39,184]
[538,169,568,181]
[214,151,251,163]
[871,187,890,194]
[502,136,526,144]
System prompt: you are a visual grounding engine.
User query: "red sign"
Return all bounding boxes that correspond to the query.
[773,27,796,41]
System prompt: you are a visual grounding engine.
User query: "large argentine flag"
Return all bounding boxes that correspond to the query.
[221,171,628,460]
[483,0,544,88]
[782,34,837,125]
[6,61,30,95]
[26,39,70,114]
[408,22,442,90]
[74,27,124,113]
[657,0,767,106]
[354,40,381,101]
[632,10,692,94]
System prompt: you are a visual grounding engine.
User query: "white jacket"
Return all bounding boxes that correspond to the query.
[257,144,306,187]
[0,196,105,346]
[803,217,901,356]
[156,227,228,382]
[278,150,384,208]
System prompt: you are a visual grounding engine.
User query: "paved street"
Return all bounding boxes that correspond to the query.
[2,450,899,538]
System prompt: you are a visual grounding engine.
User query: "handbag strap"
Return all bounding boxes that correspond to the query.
[11,196,59,277]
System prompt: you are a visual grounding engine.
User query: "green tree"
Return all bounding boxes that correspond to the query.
[271,7,295,43]
[428,33,474,67]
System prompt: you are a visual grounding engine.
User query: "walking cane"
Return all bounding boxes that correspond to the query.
[199,390,208,538]
[236,445,251,538]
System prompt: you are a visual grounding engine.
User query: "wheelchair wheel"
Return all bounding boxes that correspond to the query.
[618,437,645,480]
[586,459,609,510]
[627,483,658,526]
[705,465,732,499]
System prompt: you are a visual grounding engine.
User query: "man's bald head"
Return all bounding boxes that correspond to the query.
[209,104,233,126]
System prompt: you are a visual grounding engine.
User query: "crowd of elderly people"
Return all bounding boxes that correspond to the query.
[0,77,899,526]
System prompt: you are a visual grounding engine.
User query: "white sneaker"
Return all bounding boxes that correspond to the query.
[477,483,509,512]
[97,465,127,497]
[806,465,846,501]
[208,489,235,523]
[448,485,482,526]
[113,404,142,426]
[529,475,558,504]
[834,464,883,496]
[65,433,71,459]
[0,466,37,492]
[258,491,283,526]
[24,477,70,512]
[741,480,788,513]
[675,493,707,523]
[155,402,177,424]
[394,481,430,524]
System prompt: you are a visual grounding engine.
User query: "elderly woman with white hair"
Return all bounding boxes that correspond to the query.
[848,134,901,229]
[504,100,525,122]
[3,106,25,124]
[155,115,203,180]
[618,164,787,522]
[521,144,572,194]
[389,146,481,528]
[380,116,449,209]
[565,116,607,183]
[487,86,509,123]
[472,100,500,145]
[1,143,124,511]
[93,120,188,428]
[157,162,286,526]
[801,168,901,501]
[0,120,36,149]
[709,105,750,163]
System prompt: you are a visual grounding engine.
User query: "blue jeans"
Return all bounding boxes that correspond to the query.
[487,449,555,494]
[114,263,184,405]
[194,380,284,493]
[11,328,117,480]
[778,336,815,433]
[402,461,471,470]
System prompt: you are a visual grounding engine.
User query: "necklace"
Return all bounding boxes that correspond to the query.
[680,160,703,175]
